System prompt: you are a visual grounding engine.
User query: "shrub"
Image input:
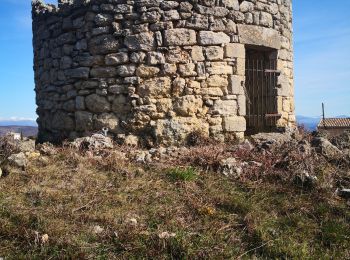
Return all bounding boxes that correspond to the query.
[166,167,198,182]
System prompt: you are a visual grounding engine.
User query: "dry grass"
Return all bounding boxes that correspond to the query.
[0,135,350,259]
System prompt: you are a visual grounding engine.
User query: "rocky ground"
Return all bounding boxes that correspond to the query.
[0,129,349,259]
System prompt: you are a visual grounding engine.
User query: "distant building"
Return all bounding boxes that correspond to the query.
[317,118,350,136]
[6,132,21,140]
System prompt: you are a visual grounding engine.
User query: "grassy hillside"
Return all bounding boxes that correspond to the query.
[0,133,349,259]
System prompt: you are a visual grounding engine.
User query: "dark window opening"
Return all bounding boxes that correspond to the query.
[245,47,280,134]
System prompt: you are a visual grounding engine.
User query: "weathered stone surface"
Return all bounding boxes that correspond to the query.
[116,65,136,76]
[200,87,224,96]
[223,116,246,132]
[178,63,197,77]
[89,35,119,54]
[191,46,205,61]
[105,53,129,65]
[8,152,27,168]
[311,137,343,159]
[166,48,191,63]
[51,111,75,131]
[90,67,117,78]
[138,77,171,98]
[164,29,197,46]
[154,117,209,145]
[198,31,230,45]
[213,100,237,115]
[147,52,165,65]
[205,46,224,60]
[136,65,160,77]
[207,75,228,87]
[124,32,155,51]
[72,134,114,149]
[207,62,233,75]
[173,95,203,116]
[228,75,245,94]
[65,67,90,79]
[224,43,245,58]
[108,84,128,94]
[238,25,281,49]
[85,94,110,113]
[75,111,93,131]
[94,113,119,133]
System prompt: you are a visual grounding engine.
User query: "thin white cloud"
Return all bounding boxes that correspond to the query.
[0,117,36,121]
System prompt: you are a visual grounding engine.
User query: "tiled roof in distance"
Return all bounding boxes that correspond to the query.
[318,118,350,128]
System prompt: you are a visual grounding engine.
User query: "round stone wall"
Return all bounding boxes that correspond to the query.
[32,0,294,146]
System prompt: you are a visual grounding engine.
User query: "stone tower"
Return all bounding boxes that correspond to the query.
[32,0,294,145]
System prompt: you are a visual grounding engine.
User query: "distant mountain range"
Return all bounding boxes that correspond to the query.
[0,119,37,127]
[0,126,38,137]
[0,119,38,137]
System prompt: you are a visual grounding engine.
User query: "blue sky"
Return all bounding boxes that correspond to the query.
[0,0,349,121]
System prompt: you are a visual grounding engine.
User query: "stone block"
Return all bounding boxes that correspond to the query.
[75,111,93,131]
[237,95,246,116]
[172,77,186,96]
[178,63,197,77]
[223,116,246,132]
[222,0,239,10]
[224,43,245,58]
[200,87,224,96]
[207,62,233,75]
[116,65,136,77]
[154,117,209,146]
[85,94,111,113]
[65,67,90,79]
[166,48,191,63]
[112,95,130,113]
[90,67,117,78]
[164,29,197,46]
[162,63,177,75]
[147,52,165,64]
[105,53,129,65]
[124,32,155,51]
[108,84,128,94]
[205,46,224,60]
[191,46,205,61]
[235,58,245,76]
[138,77,171,98]
[238,25,281,49]
[207,75,228,88]
[260,12,273,28]
[94,113,119,133]
[229,75,245,94]
[198,31,230,45]
[75,96,85,110]
[136,65,160,77]
[213,100,237,115]
[89,35,119,55]
[173,95,203,116]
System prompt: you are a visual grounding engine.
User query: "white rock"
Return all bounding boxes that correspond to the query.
[159,231,176,239]
[8,152,27,168]
[93,225,104,234]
